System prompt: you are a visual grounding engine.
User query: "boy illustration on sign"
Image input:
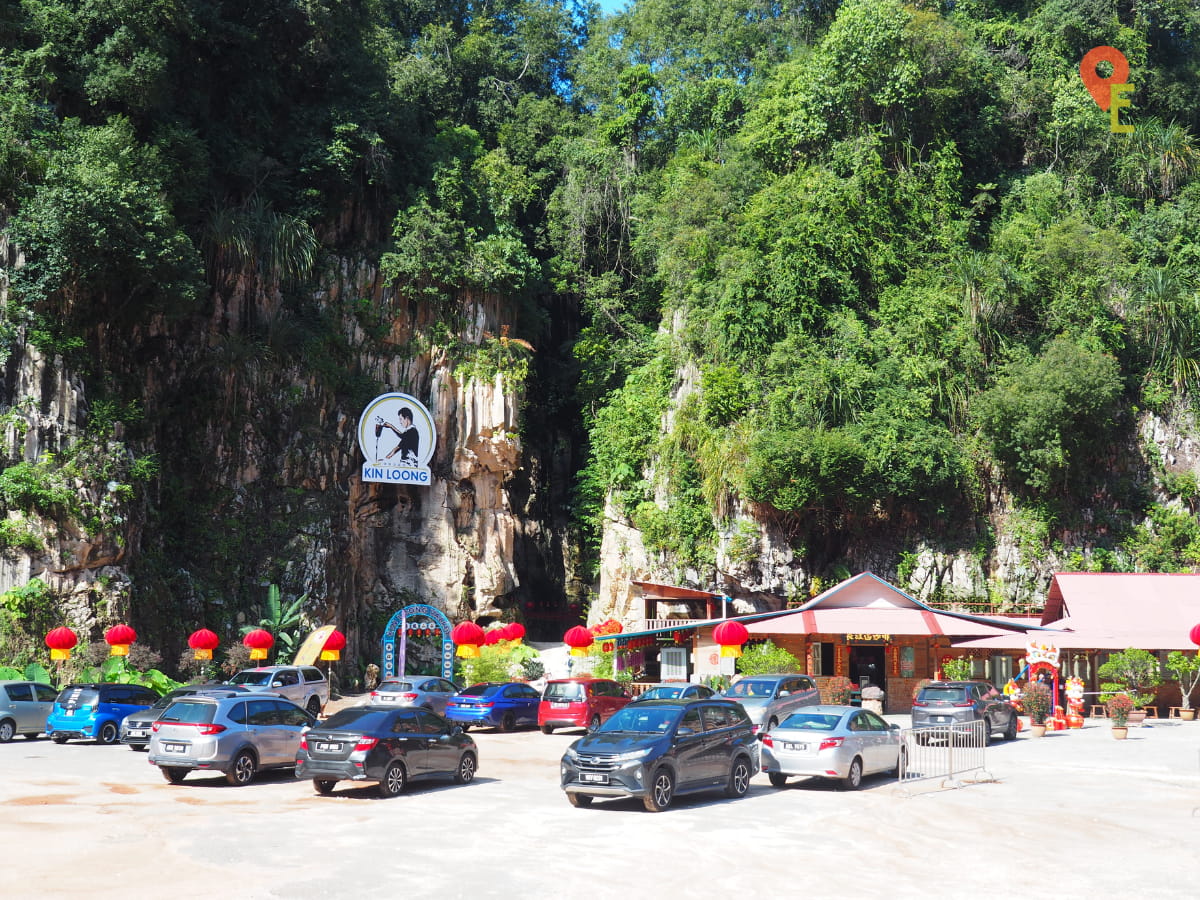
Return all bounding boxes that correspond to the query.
[375,407,421,465]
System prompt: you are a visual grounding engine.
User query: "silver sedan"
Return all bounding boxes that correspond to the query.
[759,705,902,790]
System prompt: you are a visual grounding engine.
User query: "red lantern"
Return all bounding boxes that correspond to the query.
[713,620,750,658]
[484,629,502,646]
[188,628,220,661]
[452,622,486,658]
[45,626,78,661]
[321,629,346,661]
[105,624,138,657]
[1190,622,1200,647]
[506,622,526,644]
[243,629,274,661]
[564,625,594,657]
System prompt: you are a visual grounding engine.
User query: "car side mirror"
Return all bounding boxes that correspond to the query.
[779,690,790,697]
[452,725,463,735]
[272,681,283,688]
[676,726,695,737]
[890,723,900,731]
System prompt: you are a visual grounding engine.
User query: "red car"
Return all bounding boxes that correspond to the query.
[538,678,630,734]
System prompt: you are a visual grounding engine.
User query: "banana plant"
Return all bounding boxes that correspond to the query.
[241,584,308,664]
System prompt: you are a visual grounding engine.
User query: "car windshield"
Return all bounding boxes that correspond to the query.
[320,708,394,731]
[779,713,843,731]
[228,671,272,687]
[376,681,413,692]
[544,682,584,701]
[460,684,502,697]
[158,701,216,724]
[921,688,969,702]
[725,680,776,699]
[640,686,686,700]
[601,706,679,733]
[57,687,98,707]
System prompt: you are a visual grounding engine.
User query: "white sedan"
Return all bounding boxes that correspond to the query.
[759,705,902,790]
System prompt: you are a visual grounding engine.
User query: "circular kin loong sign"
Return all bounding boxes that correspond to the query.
[357,392,437,486]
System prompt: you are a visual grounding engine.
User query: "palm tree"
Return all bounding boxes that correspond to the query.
[1133,267,1200,394]
[1121,119,1200,200]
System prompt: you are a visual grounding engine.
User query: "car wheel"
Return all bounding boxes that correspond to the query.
[97,722,119,745]
[24,733,40,741]
[313,779,336,795]
[643,768,674,812]
[0,719,15,743]
[567,792,593,808]
[225,750,257,786]
[587,715,601,733]
[306,696,321,717]
[890,746,908,777]
[51,734,68,744]
[540,725,554,735]
[161,766,188,785]
[981,717,992,746]
[499,712,515,733]
[454,752,477,785]
[768,772,789,788]
[379,761,407,798]
[842,757,863,791]
[725,756,751,798]
[1004,714,1018,741]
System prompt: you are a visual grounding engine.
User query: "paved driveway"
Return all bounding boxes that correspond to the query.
[1,711,1198,899]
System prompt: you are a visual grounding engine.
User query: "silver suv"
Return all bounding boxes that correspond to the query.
[911,680,1017,744]
[120,685,250,750]
[227,666,328,715]
[721,674,822,732]
[368,676,460,714]
[148,694,316,785]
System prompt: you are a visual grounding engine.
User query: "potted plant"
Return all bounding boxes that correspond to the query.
[1098,648,1161,723]
[1022,681,1052,736]
[826,675,854,705]
[1165,651,1200,721]
[1106,693,1133,738]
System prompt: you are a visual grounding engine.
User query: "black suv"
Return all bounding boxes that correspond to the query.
[560,698,757,812]
[911,680,1017,743]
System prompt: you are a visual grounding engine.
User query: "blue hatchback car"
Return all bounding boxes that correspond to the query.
[46,683,160,745]
[445,682,542,732]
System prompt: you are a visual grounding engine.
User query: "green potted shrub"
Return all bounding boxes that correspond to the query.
[1098,648,1161,722]
[1165,651,1200,721]
[826,675,854,705]
[1022,681,1052,736]
[1106,693,1133,737]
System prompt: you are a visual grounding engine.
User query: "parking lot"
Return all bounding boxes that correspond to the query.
[2,709,1199,899]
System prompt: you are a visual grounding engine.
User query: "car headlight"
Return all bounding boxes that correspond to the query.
[564,746,581,762]
[612,747,654,763]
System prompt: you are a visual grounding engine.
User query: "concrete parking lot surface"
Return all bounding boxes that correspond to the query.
[2,707,1198,899]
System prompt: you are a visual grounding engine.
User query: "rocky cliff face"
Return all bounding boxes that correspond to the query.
[0,234,581,667]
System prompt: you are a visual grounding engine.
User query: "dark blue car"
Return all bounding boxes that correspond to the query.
[444,682,542,732]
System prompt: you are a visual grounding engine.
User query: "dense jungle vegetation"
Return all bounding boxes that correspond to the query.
[2,0,1200,666]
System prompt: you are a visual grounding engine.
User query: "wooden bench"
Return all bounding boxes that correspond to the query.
[1141,707,1159,719]
[1168,706,1185,719]
[1089,705,1106,718]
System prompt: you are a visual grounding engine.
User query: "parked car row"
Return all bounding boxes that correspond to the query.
[6,672,1023,810]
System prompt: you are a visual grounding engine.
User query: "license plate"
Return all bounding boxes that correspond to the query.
[317,742,341,752]
[783,742,808,751]
[128,729,148,738]
[551,702,569,709]
[933,716,949,723]
[580,773,609,784]
[164,743,186,753]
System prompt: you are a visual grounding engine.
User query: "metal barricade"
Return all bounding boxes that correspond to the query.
[898,719,994,795]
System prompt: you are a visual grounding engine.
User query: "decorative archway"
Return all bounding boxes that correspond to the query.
[381,604,455,680]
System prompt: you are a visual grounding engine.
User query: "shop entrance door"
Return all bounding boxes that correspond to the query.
[850,645,886,688]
